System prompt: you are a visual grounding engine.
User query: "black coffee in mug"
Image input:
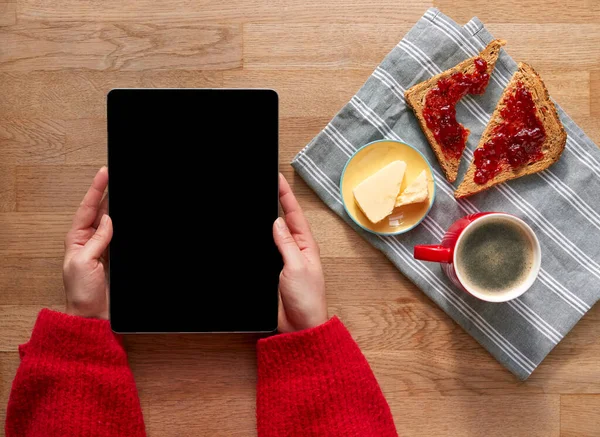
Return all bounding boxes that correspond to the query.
[456,219,535,294]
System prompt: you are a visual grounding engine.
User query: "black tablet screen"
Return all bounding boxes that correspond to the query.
[108,89,280,332]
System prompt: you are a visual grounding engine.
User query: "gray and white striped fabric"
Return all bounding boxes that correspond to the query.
[291,8,600,380]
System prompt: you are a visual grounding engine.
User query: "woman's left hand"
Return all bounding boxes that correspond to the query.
[63,167,112,319]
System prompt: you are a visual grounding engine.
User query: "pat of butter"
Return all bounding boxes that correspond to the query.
[395,170,429,207]
[353,160,407,224]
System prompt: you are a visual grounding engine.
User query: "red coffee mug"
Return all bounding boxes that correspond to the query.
[414,212,541,302]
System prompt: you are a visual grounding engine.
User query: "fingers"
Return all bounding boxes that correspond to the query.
[278,173,318,252]
[72,167,108,232]
[273,217,304,269]
[278,173,305,226]
[81,214,113,261]
[93,194,109,228]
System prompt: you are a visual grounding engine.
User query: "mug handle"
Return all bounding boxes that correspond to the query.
[414,245,453,263]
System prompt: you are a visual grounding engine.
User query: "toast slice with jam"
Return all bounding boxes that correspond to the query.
[455,63,566,198]
[405,39,506,182]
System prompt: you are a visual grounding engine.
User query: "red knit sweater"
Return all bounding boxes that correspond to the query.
[6,310,397,436]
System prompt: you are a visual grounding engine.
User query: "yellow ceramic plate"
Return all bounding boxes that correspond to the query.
[340,140,436,235]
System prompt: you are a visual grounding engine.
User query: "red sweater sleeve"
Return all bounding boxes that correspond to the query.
[5,309,146,437]
[256,316,398,437]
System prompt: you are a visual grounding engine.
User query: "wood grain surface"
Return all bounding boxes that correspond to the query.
[1,0,599,436]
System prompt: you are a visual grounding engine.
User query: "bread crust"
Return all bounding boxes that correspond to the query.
[405,39,506,182]
[454,62,567,198]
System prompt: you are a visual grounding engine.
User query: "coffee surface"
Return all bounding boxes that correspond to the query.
[457,220,533,293]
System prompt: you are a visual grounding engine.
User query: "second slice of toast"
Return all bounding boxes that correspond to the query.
[455,63,567,198]
[405,39,506,182]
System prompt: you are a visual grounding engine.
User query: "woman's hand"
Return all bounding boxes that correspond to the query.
[273,174,328,333]
[63,167,112,319]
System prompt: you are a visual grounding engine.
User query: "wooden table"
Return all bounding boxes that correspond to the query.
[1,1,599,435]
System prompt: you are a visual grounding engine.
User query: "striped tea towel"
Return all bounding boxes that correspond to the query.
[291,8,600,380]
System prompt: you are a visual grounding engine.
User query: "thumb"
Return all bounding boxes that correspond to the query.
[81,214,113,261]
[273,217,304,269]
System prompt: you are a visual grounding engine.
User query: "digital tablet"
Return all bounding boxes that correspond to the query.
[107,89,280,333]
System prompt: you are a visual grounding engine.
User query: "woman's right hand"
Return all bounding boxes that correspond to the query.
[272,174,328,333]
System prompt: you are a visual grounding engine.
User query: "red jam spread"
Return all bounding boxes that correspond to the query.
[422,57,490,159]
[473,82,546,185]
